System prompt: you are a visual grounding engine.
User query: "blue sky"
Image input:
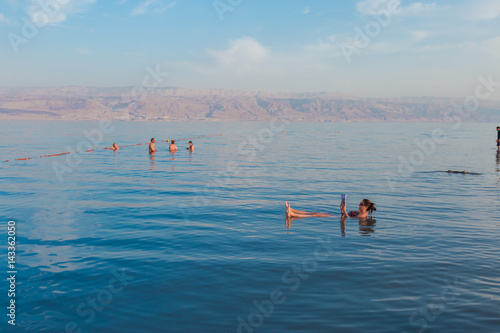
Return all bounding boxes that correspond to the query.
[1,0,500,99]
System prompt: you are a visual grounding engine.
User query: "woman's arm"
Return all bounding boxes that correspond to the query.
[340,202,348,218]
[340,201,360,217]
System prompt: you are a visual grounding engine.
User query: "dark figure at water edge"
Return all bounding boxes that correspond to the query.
[496,126,500,151]
[149,138,157,154]
[285,199,376,219]
[186,141,194,151]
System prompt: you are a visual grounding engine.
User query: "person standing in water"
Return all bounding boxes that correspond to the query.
[186,141,194,151]
[149,138,157,154]
[169,140,178,152]
[496,126,500,151]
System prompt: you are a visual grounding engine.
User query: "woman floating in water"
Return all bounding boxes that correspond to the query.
[341,198,376,218]
[285,198,376,219]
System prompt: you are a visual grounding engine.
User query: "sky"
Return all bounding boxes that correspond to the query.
[0,0,500,99]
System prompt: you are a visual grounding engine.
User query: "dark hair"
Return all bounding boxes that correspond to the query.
[171,140,175,144]
[497,127,500,130]
[151,138,155,142]
[362,199,376,215]
[189,141,193,144]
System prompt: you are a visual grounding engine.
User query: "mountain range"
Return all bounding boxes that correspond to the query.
[1,87,499,122]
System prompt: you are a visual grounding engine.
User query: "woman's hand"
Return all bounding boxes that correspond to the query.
[340,201,348,217]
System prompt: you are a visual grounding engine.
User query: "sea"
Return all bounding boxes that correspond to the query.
[0,121,499,333]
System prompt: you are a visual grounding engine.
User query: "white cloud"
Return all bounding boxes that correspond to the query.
[467,0,500,20]
[356,0,438,17]
[369,41,406,54]
[164,37,338,92]
[207,37,269,73]
[27,0,96,26]
[411,30,430,42]
[131,0,176,16]
[155,2,176,14]
[305,35,343,55]
[482,36,500,57]
[131,0,155,16]
[402,2,437,16]
[0,13,8,23]
[356,0,396,15]
[77,48,89,54]
[414,43,468,53]
[302,6,311,14]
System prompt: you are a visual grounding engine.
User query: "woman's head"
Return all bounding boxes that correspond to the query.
[359,199,376,215]
[171,140,175,144]
[188,141,193,145]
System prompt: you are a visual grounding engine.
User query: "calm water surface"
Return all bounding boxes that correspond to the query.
[0,121,499,333]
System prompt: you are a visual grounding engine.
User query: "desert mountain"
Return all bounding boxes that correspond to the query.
[0,87,499,121]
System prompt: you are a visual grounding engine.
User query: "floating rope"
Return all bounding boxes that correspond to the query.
[3,134,223,163]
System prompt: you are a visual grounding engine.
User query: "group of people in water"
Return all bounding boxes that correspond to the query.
[149,138,194,154]
[105,139,195,154]
[106,135,375,222]
[100,126,500,228]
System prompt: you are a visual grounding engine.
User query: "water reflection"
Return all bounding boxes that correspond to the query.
[358,217,376,236]
[339,216,376,236]
[285,216,376,236]
[149,154,156,171]
[496,151,500,173]
[340,217,346,237]
[170,151,177,163]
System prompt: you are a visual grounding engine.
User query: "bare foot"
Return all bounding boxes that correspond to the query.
[285,201,291,218]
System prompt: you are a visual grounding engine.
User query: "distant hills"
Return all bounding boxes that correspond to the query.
[1,87,499,121]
